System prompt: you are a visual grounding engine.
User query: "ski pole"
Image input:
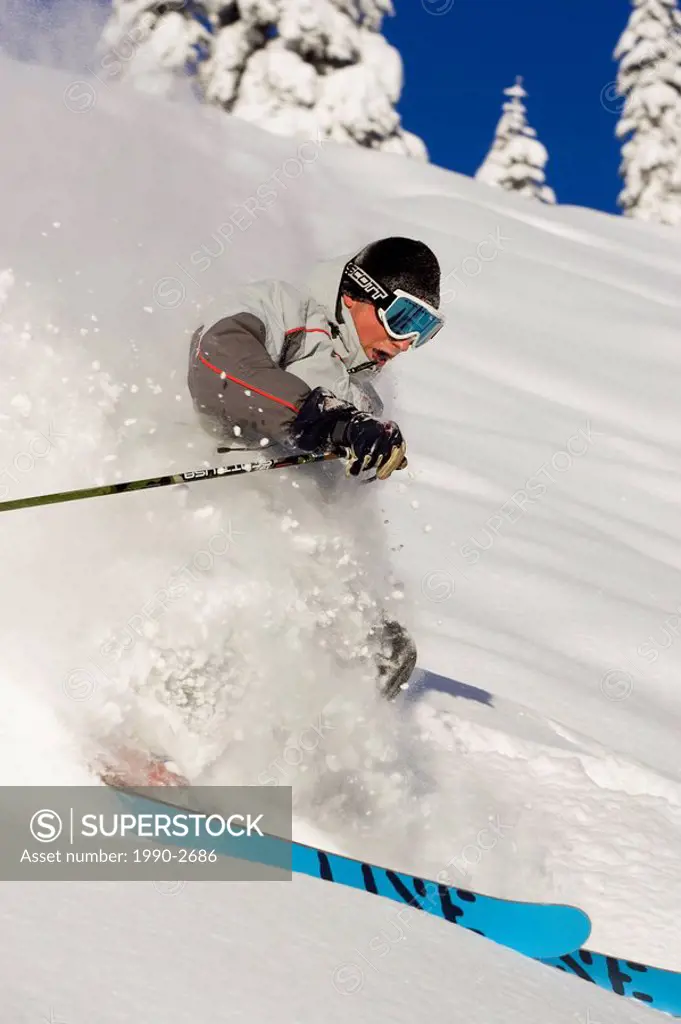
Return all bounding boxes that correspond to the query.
[0,450,339,516]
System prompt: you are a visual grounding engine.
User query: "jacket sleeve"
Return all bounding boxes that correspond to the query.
[187,312,311,447]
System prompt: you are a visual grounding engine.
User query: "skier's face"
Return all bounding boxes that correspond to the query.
[342,295,413,368]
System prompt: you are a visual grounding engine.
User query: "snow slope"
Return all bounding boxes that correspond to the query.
[1,50,681,1022]
[0,874,657,1024]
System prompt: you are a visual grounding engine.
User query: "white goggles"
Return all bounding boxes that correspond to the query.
[343,262,444,349]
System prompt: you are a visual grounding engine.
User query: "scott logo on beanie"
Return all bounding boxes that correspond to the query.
[344,262,389,303]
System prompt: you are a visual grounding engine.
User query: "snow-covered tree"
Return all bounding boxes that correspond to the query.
[476,77,556,204]
[97,1,216,97]
[613,0,681,227]
[97,0,426,159]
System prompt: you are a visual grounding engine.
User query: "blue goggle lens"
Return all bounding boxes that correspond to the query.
[382,295,443,348]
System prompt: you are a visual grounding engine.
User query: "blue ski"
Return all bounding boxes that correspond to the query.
[105,783,591,961]
[290,839,590,959]
[542,949,681,1018]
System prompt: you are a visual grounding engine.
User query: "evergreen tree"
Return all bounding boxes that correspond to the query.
[614,0,681,226]
[476,77,556,204]
[98,1,215,96]
[97,0,426,158]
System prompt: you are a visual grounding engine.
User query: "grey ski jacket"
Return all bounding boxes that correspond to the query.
[187,254,384,451]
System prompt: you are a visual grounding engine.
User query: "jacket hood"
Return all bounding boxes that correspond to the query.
[304,252,379,375]
[304,252,349,323]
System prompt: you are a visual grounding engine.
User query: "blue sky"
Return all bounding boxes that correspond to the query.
[384,0,632,216]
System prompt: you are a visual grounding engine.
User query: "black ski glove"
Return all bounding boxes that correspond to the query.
[290,387,407,480]
[342,411,407,479]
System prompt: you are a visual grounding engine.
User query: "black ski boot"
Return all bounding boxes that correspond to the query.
[370,617,418,700]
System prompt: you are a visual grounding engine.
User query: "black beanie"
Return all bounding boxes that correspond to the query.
[342,237,441,309]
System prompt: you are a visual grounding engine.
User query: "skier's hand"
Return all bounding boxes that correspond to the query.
[289,387,407,480]
[342,413,407,480]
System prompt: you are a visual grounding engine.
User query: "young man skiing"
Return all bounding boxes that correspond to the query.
[187,236,444,697]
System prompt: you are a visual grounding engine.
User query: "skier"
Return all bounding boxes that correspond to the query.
[187,236,444,697]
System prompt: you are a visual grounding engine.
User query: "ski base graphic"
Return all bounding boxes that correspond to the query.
[543,949,681,1017]
[290,838,589,960]
[102,766,681,1015]
[104,780,590,962]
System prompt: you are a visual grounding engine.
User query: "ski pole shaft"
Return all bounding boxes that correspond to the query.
[0,450,339,515]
